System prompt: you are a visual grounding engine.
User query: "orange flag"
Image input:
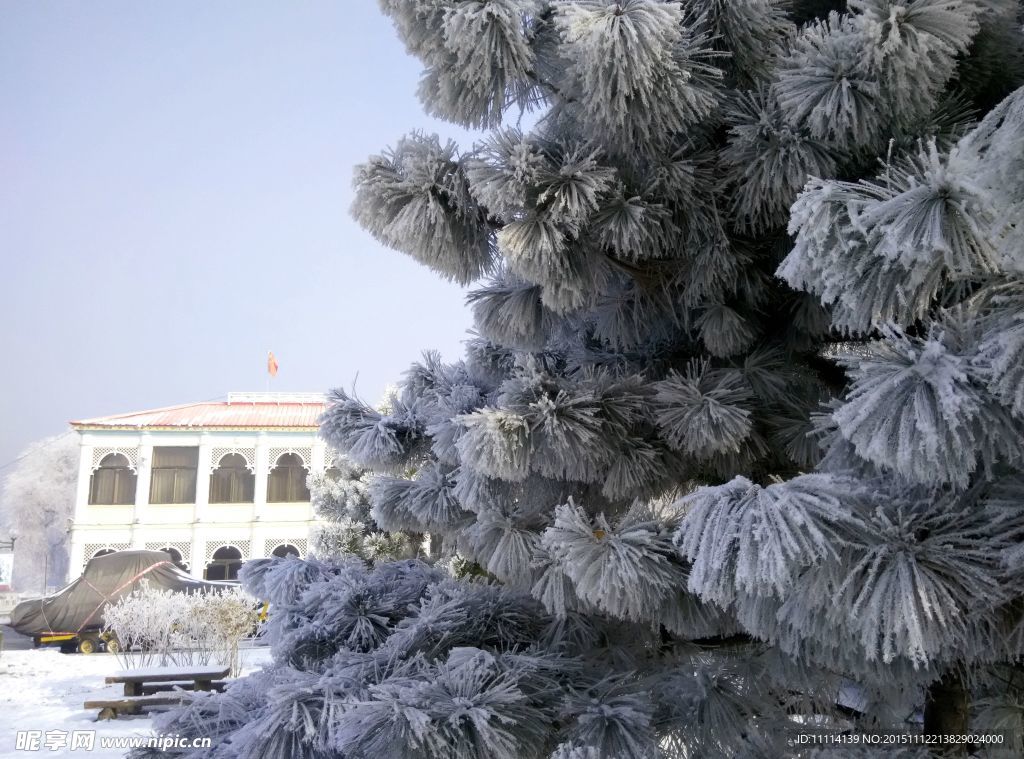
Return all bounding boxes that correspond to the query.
[267,351,279,377]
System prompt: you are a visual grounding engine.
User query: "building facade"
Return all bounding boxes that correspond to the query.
[68,392,334,582]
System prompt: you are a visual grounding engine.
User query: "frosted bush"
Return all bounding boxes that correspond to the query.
[103,583,259,674]
[200,587,262,675]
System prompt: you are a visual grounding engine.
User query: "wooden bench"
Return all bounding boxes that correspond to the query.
[138,679,227,695]
[84,694,188,721]
[87,665,231,719]
[105,665,231,696]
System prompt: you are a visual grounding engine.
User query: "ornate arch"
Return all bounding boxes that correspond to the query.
[204,540,251,564]
[144,540,193,568]
[268,446,312,469]
[209,447,256,473]
[268,538,308,557]
[91,447,139,473]
[82,541,131,569]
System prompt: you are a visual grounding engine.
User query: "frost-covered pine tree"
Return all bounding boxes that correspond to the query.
[139,2,1024,757]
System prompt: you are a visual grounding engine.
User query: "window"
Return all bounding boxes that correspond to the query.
[271,543,300,559]
[158,546,189,571]
[149,447,198,504]
[209,453,255,503]
[88,453,137,505]
[325,466,342,481]
[204,545,242,581]
[267,453,310,503]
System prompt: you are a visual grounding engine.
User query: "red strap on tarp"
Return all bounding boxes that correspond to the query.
[76,560,174,633]
[38,560,175,636]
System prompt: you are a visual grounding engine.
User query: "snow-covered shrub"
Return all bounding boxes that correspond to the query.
[103,583,259,674]
[103,583,188,669]
[200,587,262,676]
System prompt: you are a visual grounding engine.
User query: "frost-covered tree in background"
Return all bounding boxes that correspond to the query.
[140,2,1024,757]
[309,385,420,562]
[308,458,416,561]
[0,433,78,593]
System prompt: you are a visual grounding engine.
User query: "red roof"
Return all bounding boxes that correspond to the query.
[72,393,325,430]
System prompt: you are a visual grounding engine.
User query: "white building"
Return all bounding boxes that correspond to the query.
[68,392,334,582]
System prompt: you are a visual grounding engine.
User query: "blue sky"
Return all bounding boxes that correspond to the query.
[0,2,481,466]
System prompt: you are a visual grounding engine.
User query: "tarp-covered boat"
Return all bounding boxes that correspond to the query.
[9,550,232,641]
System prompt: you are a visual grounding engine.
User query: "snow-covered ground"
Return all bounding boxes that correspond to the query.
[0,645,272,758]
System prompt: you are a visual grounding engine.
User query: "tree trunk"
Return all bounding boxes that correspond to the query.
[428,533,443,558]
[923,671,970,756]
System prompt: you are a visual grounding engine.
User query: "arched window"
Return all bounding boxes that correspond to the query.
[267,453,310,503]
[204,545,242,581]
[158,546,189,571]
[324,466,342,481]
[92,548,116,558]
[271,543,300,559]
[209,453,255,503]
[89,454,137,505]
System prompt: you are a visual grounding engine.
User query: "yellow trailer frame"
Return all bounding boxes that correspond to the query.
[35,632,111,654]
[37,633,76,645]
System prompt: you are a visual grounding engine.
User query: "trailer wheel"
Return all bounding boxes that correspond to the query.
[104,637,120,655]
[78,637,97,655]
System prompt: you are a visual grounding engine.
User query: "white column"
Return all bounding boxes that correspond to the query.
[194,434,212,523]
[253,433,269,521]
[250,530,265,560]
[67,541,86,583]
[192,533,206,580]
[67,436,94,581]
[134,435,154,525]
[68,439,92,583]
[314,442,330,472]
[130,436,154,549]
[72,435,93,525]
